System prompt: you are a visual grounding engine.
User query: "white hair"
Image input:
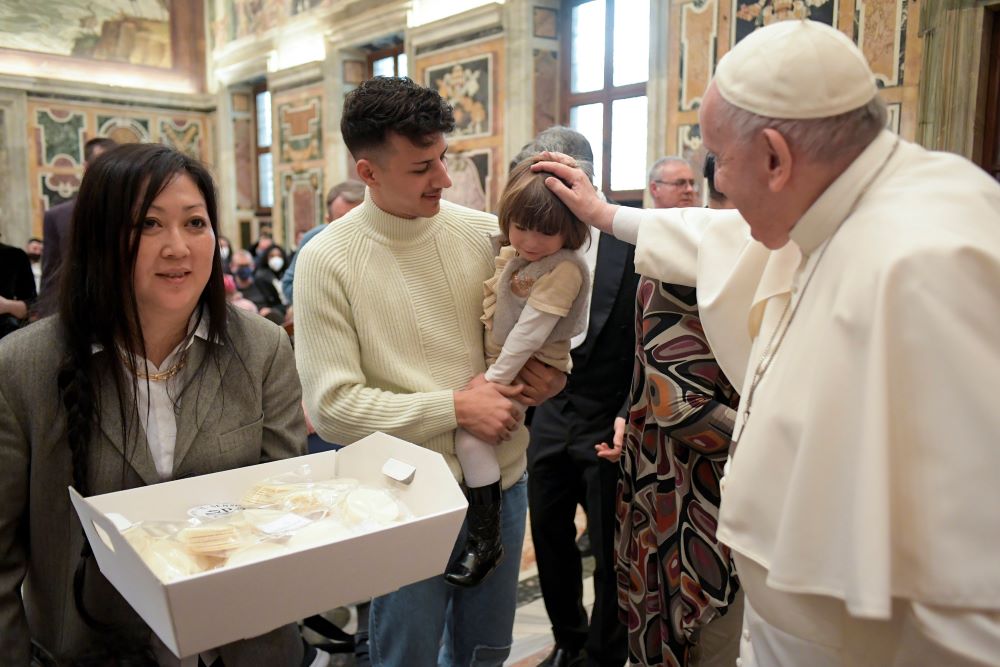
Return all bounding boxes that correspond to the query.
[648,156,691,184]
[712,94,888,163]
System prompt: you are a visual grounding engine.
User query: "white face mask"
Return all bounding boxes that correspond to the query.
[220,246,230,261]
[268,256,284,272]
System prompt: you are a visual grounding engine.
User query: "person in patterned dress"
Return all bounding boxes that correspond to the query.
[615,159,743,666]
[616,279,743,667]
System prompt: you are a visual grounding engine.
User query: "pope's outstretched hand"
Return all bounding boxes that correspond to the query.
[531,152,618,234]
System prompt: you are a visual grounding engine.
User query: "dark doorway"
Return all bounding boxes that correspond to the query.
[981,8,1000,180]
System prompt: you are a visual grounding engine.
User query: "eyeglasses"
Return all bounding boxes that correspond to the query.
[653,178,696,188]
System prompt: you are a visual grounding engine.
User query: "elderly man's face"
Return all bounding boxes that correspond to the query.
[700,85,795,249]
[650,162,698,209]
[326,194,361,223]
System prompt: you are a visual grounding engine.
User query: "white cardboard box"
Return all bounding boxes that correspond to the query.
[68,432,467,658]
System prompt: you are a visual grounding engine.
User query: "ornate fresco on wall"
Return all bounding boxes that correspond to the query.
[855,0,907,88]
[732,0,838,45]
[426,55,493,139]
[443,150,490,212]
[415,37,505,211]
[667,0,921,158]
[26,99,212,237]
[212,0,336,47]
[0,0,172,68]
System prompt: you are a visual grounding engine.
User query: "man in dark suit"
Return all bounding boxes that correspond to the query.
[515,127,635,667]
[0,240,36,340]
[38,137,115,314]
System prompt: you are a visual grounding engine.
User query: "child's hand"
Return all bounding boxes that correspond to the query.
[595,417,626,463]
[515,358,566,406]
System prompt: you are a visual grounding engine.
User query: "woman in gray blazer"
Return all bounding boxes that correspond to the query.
[0,144,310,666]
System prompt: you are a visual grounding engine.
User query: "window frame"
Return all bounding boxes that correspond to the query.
[560,0,647,205]
[366,44,407,79]
[252,80,273,217]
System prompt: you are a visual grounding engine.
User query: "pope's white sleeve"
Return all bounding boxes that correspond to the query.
[613,206,735,286]
[891,604,1000,666]
[611,206,641,244]
[485,304,562,385]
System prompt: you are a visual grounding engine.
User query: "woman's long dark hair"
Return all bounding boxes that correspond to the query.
[56,143,228,497]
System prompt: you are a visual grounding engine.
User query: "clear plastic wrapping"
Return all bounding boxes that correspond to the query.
[119,465,412,582]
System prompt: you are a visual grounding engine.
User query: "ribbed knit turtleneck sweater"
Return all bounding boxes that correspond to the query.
[293,190,528,488]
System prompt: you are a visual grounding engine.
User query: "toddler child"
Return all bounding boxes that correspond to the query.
[445,159,591,587]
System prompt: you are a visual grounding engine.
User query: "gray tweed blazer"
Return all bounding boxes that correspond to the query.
[0,307,307,665]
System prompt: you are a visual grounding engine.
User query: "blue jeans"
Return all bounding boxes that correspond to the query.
[369,474,528,667]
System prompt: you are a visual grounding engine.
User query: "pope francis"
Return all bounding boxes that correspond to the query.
[536,19,1000,667]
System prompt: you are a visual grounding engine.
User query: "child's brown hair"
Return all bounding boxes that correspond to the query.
[496,159,590,251]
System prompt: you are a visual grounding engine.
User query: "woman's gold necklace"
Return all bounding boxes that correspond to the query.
[123,347,189,382]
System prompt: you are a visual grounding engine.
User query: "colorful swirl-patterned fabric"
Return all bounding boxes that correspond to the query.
[615,278,741,666]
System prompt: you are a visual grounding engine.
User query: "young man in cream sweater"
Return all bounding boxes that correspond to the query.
[294,77,565,666]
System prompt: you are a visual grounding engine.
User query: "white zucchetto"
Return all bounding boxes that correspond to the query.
[713,19,878,119]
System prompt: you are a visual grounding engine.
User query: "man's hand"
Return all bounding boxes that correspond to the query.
[531,152,618,234]
[514,357,566,407]
[595,416,626,463]
[0,296,27,320]
[455,381,523,444]
[464,373,489,390]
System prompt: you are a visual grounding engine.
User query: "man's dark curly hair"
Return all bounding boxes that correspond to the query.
[341,77,455,157]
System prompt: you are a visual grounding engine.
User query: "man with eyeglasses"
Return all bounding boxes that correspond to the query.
[647,156,698,209]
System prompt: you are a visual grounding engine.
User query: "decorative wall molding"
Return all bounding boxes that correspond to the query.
[0,75,216,112]
[268,61,325,94]
[324,3,409,48]
[409,3,505,55]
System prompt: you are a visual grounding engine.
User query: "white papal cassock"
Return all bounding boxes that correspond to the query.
[614,130,1000,665]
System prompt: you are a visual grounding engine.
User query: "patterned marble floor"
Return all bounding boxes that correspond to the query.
[318,508,594,666]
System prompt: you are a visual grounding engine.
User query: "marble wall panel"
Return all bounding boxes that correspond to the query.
[277,96,322,164]
[680,0,718,111]
[855,0,907,87]
[233,116,255,210]
[281,167,323,241]
[36,110,85,166]
[272,84,325,246]
[26,99,212,237]
[533,7,558,38]
[160,118,202,159]
[533,49,559,136]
